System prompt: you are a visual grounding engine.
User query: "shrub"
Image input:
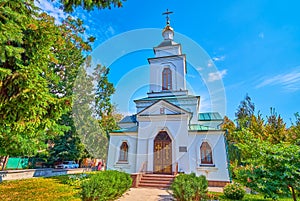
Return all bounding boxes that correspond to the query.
[223,183,246,200]
[171,173,208,201]
[81,170,132,201]
[52,173,92,188]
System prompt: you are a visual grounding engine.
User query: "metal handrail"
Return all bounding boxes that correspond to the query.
[174,162,178,175]
[138,161,147,174]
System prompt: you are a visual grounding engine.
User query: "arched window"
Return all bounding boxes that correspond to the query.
[162,68,172,90]
[200,142,213,164]
[119,142,128,162]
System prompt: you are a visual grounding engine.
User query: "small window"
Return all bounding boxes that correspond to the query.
[119,142,128,162]
[200,142,213,164]
[162,68,172,90]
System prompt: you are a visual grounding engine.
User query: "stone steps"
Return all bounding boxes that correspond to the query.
[138,174,175,188]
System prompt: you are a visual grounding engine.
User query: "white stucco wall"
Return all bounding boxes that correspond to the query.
[187,131,230,182]
[136,114,190,173]
[149,56,186,93]
[107,134,138,174]
[154,45,181,57]
[107,121,230,183]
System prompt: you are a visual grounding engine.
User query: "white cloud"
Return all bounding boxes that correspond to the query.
[196,66,203,71]
[208,69,227,82]
[106,25,116,36]
[207,59,213,67]
[207,56,225,67]
[256,67,300,92]
[212,55,226,62]
[35,0,67,23]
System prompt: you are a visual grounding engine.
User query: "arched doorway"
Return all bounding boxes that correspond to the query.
[153,131,172,174]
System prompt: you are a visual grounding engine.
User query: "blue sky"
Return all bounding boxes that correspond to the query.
[38,0,300,125]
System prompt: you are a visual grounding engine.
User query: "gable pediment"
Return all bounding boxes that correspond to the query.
[137,99,190,116]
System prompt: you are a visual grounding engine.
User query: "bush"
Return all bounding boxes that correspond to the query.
[171,173,208,201]
[223,183,246,200]
[52,173,93,188]
[81,170,132,201]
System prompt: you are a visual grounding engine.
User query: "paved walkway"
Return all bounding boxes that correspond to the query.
[117,188,173,201]
[117,187,223,201]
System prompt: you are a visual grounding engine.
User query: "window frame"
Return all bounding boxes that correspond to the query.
[200,142,213,165]
[118,141,129,162]
[162,68,172,90]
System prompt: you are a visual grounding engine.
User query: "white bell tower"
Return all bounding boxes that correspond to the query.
[147,10,187,98]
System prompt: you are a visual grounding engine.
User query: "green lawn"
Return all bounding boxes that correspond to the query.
[0,177,296,201]
[0,177,81,201]
[209,191,294,201]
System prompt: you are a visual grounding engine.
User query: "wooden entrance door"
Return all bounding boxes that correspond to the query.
[153,131,172,174]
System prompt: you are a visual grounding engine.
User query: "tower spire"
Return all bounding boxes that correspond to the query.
[162,9,173,25]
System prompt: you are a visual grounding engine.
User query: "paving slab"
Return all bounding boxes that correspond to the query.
[116,187,223,201]
[117,188,173,201]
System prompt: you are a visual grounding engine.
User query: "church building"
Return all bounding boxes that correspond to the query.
[107,14,230,186]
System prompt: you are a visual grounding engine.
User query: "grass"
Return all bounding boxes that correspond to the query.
[0,176,296,201]
[209,191,295,201]
[0,177,81,201]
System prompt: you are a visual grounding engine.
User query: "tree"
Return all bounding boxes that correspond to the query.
[58,0,125,12]
[46,16,94,164]
[287,112,300,145]
[234,130,300,200]
[0,1,93,158]
[93,64,118,132]
[48,114,86,163]
[235,94,255,129]
[221,116,236,142]
[221,116,241,173]
[265,107,287,144]
[0,0,68,157]
[248,112,266,140]
[72,58,108,159]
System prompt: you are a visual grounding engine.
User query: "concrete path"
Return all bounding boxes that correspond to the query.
[116,187,223,201]
[117,188,173,201]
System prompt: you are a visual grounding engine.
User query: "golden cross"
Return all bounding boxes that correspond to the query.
[162,9,173,25]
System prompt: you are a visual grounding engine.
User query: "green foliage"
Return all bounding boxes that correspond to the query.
[286,113,300,145]
[222,116,236,142]
[265,107,287,144]
[59,0,125,12]
[0,0,93,157]
[171,173,208,201]
[223,183,246,200]
[233,131,300,200]
[218,193,294,201]
[93,63,118,132]
[72,59,108,159]
[53,173,92,188]
[81,170,132,201]
[48,113,86,163]
[235,94,255,129]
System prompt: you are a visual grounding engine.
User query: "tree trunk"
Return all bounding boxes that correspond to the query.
[291,186,297,201]
[1,156,9,171]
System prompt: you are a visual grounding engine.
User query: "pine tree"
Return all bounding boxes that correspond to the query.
[235,94,255,129]
[265,107,287,144]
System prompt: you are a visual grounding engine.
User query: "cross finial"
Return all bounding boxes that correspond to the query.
[162,9,173,25]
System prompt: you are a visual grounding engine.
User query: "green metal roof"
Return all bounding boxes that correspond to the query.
[198,112,223,121]
[111,126,138,133]
[189,124,217,131]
